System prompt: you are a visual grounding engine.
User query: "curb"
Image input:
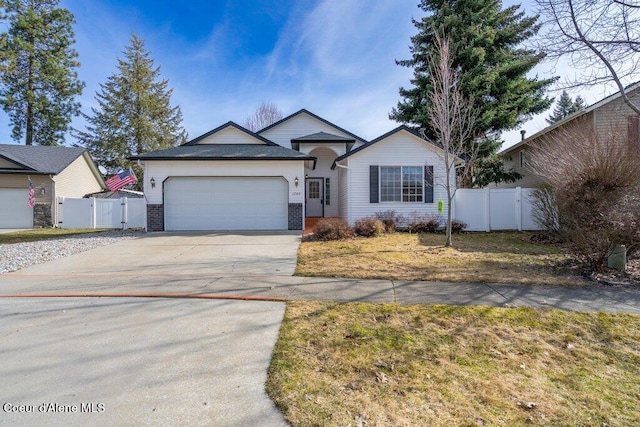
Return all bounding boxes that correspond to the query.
[0,292,288,302]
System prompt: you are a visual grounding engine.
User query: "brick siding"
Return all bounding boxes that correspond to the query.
[288,203,303,230]
[147,204,164,231]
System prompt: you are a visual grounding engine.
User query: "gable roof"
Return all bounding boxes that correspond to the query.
[185,121,277,146]
[257,109,367,144]
[130,144,316,162]
[0,144,88,174]
[332,125,458,169]
[291,131,355,142]
[500,81,640,156]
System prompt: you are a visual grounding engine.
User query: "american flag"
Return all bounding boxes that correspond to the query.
[27,179,35,208]
[105,169,137,192]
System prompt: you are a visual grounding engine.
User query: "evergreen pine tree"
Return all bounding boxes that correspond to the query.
[390,0,556,184]
[0,0,84,145]
[546,90,585,124]
[75,34,187,185]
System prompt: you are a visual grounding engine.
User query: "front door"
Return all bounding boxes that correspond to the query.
[306,178,324,217]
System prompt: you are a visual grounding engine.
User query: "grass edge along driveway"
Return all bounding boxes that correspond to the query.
[0,228,109,245]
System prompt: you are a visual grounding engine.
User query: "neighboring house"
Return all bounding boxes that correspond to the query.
[0,144,106,228]
[498,82,640,188]
[132,109,457,232]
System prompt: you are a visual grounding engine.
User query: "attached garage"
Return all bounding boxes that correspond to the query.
[164,176,289,231]
[131,122,316,232]
[0,189,33,228]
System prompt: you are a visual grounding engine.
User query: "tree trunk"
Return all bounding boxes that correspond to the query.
[25,40,34,145]
[445,196,453,247]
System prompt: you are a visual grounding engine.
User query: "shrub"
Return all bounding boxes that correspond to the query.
[354,218,386,237]
[407,212,441,233]
[528,126,640,270]
[451,220,467,233]
[531,184,562,235]
[374,210,403,232]
[313,218,355,241]
[410,218,440,233]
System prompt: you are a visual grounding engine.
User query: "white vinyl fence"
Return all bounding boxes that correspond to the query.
[453,187,542,232]
[57,197,146,229]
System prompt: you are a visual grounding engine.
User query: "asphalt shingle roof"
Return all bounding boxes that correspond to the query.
[130,144,315,161]
[292,132,355,142]
[0,144,86,174]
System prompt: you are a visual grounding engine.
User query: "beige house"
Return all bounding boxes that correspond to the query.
[498,82,640,188]
[0,144,106,228]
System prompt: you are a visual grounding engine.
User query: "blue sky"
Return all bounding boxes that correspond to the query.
[0,0,628,149]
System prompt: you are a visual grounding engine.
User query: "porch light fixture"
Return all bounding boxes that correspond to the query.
[150,177,156,188]
[294,177,299,187]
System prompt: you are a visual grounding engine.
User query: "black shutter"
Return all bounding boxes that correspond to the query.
[369,165,379,203]
[424,165,434,203]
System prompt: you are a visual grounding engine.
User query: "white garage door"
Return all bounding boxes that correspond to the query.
[0,188,33,228]
[164,177,289,231]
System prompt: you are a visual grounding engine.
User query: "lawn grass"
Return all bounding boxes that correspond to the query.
[296,232,585,285]
[267,301,640,426]
[0,228,109,245]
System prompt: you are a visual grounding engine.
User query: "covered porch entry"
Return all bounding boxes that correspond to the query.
[293,134,353,220]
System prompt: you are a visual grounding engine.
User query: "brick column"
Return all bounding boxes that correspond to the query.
[33,203,52,228]
[288,203,303,230]
[147,204,164,231]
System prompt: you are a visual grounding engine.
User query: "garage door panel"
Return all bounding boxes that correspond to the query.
[164,177,288,231]
[0,189,33,228]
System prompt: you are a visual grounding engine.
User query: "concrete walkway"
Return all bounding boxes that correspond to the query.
[3,274,638,314]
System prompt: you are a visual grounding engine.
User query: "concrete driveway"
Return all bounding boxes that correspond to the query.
[0,297,287,426]
[0,232,299,426]
[0,231,302,296]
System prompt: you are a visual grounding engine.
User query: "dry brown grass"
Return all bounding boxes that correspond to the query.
[296,232,585,285]
[0,228,109,245]
[267,301,640,427]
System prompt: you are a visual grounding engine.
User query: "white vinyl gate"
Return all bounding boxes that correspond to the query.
[453,187,543,231]
[57,197,146,229]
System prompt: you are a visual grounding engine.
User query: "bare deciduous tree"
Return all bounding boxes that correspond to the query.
[426,33,478,247]
[244,101,284,132]
[536,0,640,114]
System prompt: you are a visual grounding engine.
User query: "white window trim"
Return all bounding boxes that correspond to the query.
[379,165,424,203]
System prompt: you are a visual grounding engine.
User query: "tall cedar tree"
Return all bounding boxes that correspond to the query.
[546,90,584,124]
[0,0,84,145]
[391,0,555,184]
[76,34,187,186]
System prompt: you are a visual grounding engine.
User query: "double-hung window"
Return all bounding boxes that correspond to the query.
[380,166,423,202]
[380,167,402,202]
